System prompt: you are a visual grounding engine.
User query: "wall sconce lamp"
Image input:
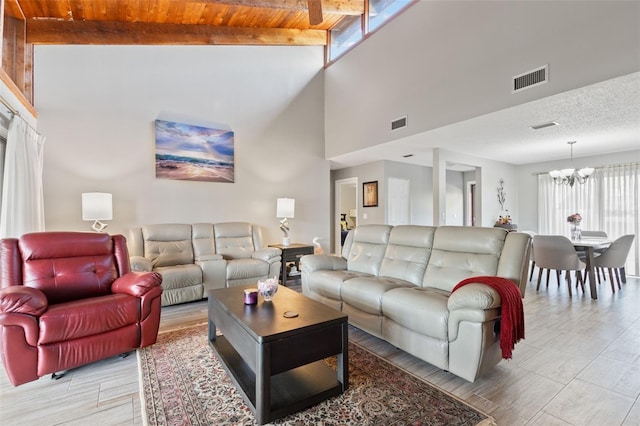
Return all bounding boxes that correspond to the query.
[82,192,113,232]
[276,198,295,246]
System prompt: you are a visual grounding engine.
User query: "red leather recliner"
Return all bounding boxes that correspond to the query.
[0,231,163,386]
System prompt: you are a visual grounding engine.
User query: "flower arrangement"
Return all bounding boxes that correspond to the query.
[567,213,582,224]
[257,277,279,301]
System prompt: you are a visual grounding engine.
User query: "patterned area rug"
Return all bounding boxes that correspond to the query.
[138,324,495,426]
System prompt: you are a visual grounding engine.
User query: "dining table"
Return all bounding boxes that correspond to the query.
[572,237,611,300]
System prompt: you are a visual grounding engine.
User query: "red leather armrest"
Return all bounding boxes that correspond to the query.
[0,287,46,348]
[111,272,162,298]
[0,286,48,316]
[112,272,162,322]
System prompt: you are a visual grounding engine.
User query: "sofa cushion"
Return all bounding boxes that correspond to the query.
[345,225,392,276]
[226,259,270,280]
[154,264,202,290]
[423,227,506,292]
[307,270,372,300]
[142,224,194,267]
[341,276,415,315]
[38,293,138,344]
[379,225,435,285]
[382,287,450,340]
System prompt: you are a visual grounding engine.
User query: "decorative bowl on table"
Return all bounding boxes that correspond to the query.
[257,277,279,301]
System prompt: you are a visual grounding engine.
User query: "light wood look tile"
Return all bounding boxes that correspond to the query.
[1,276,638,425]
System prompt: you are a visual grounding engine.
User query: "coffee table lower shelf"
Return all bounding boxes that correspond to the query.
[210,336,343,423]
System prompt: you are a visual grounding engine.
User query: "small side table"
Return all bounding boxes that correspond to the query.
[269,243,314,285]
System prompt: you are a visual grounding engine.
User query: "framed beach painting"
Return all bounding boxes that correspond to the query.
[155,119,234,183]
[363,181,378,207]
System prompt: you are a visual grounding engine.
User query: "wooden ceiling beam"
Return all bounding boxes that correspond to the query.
[199,0,364,16]
[26,19,327,45]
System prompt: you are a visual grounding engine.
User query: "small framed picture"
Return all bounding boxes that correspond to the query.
[363,181,378,207]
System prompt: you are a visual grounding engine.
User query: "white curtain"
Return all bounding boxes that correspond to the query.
[538,163,639,276]
[0,117,46,238]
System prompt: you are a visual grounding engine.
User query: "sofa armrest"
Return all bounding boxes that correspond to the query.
[301,254,347,273]
[0,286,48,316]
[0,287,47,348]
[252,248,282,264]
[112,272,163,326]
[447,284,502,311]
[130,255,152,272]
[447,283,502,341]
[112,272,163,298]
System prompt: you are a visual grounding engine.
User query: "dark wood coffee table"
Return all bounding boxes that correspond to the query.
[207,284,348,425]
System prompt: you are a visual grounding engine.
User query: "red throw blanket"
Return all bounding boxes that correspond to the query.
[452,276,524,359]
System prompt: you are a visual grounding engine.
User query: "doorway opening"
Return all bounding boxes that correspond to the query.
[334,177,358,254]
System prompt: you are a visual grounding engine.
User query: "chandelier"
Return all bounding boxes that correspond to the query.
[548,141,594,187]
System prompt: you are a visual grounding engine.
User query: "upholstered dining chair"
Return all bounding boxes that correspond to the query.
[581,230,608,238]
[521,231,537,281]
[532,235,586,296]
[576,230,608,282]
[593,234,635,293]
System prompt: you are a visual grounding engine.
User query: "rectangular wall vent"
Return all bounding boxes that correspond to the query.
[530,121,559,130]
[391,116,407,131]
[512,65,548,93]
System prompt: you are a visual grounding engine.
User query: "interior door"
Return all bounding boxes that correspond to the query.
[387,177,410,225]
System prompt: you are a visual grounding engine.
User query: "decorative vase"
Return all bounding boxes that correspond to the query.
[571,224,582,240]
[257,277,279,301]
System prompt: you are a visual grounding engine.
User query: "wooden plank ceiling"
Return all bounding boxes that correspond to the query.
[5,0,365,45]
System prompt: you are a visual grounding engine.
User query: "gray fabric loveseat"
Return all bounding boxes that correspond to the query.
[301,224,530,382]
[128,222,281,306]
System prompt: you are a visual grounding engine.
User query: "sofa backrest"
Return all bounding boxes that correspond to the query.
[343,225,392,275]
[214,222,262,259]
[379,225,436,285]
[423,226,507,292]
[9,232,126,304]
[137,224,194,268]
[191,223,217,260]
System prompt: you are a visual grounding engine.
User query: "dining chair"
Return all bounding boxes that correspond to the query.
[521,231,537,281]
[593,234,635,293]
[576,230,608,282]
[532,235,586,296]
[581,230,608,238]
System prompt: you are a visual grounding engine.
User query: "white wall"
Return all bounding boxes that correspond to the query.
[516,149,640,233]
[331,156,511,228]
[445,170,464,226]
[325,1,640,158]
[34,45,329,245]
[332,161,385,225]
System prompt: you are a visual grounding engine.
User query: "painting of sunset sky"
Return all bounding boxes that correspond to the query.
[155,119,234,183]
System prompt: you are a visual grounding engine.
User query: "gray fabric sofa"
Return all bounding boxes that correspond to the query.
[128,222,281,306]
[301,224,531,382]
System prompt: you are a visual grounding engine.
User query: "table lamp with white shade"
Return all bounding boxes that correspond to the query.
[82,192,112,232]
[276,198,295,246]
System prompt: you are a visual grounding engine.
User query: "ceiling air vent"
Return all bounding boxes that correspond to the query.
[530,121,559,130]
[391,116,407,131]
[512,65,548,93]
